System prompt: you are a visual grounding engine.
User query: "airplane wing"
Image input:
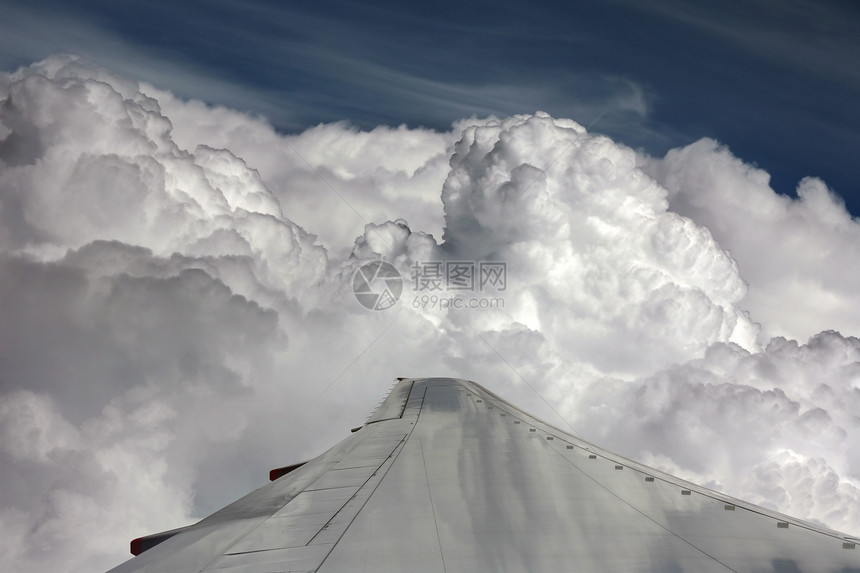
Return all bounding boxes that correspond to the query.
[107,377,860,572]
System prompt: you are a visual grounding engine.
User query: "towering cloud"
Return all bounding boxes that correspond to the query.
[644,139,860,342]
[1,56,858,572]
[439,113,758,377]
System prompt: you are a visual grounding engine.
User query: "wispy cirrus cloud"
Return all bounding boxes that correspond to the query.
[0,2,652,134]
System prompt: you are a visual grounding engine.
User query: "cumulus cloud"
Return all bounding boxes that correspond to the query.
[1,55,859,572]
[148,87,457,254]
[440,113,758,375]
[575,332,860,533]
[643,138,860,342]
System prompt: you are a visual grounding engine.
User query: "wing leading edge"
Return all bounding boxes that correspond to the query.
[108,377,860,572]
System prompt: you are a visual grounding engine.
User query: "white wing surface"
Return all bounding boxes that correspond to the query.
[108,377,860,572]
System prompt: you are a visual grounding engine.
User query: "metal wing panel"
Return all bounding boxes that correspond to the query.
[319,378,859,572]
[109,377,860,573]
[364,377,414,424]
[106,412,412,572]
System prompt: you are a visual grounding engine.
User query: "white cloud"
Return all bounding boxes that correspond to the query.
[2,55,860,572]
[440,112,758,375]
[150,87,456,254]
[573,331,860,533]
[643,138,860,342]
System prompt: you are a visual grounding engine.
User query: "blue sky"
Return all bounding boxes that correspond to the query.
[2,0,857,213]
